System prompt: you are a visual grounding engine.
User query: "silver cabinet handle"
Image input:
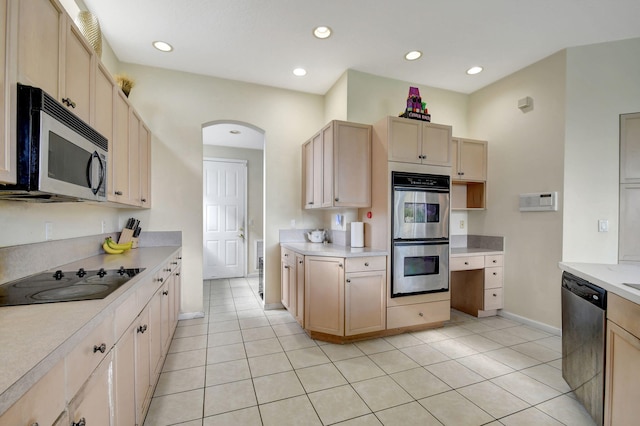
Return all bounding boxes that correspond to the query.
[93,343,106,354]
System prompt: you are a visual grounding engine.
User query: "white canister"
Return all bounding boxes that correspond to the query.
[351,222,364,248]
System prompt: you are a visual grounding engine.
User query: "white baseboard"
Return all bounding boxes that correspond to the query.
[498,310,561,336]
[178,311,206,320]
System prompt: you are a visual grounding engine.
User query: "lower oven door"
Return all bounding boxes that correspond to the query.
[392,241,449,297]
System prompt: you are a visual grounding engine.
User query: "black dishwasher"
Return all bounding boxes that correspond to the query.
[561,271,607,426]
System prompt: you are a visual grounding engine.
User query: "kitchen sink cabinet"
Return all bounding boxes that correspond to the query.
[604,293,640,426]
[302,120,372,209]
[451,137,487,210]
[386,116,452,167]
[0,0,14,184]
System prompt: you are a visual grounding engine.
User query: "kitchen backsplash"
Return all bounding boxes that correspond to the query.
[279,228,350,246]
[451,234,505,250]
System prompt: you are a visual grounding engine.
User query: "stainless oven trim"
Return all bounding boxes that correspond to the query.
[391,240,449,297]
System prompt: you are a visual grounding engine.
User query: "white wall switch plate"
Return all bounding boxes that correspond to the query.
[598,219,609,232]
[45,222,53,240]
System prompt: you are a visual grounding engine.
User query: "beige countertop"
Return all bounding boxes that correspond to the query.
[280,242,388,257]
[559,262,640,306]
[0,246,180,415]
[450,247,504,257]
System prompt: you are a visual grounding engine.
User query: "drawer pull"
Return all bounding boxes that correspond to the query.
[299,260,303,264]
[493,272,497,276]
[178,257,182,260]
[137,324,148,334]
[171,261,178,265]
[364,262,369,267]
[339,263,343,268]
[141,198,147,203]
[165,268,172,272]
[163,290,169,296]
[157,277,164,283]
[464,261,469,265]
[493,260,497,263]
[493,293,497,297]
[284,265,289,269]
[72,418,86,426]
[418,312,424,317]
[335,198,339,202]
[114,190,123,195]
[176,273,180,276]
[346,279,351,283]
[93,343,107,354]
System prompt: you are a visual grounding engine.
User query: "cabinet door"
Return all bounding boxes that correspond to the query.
[451,138,459,177]
[140,121,152,207]
[295,254,305,326]
[620,112,640,183]
[129,110,142,205]
[135,308,152,423]
[345,270,385,336]
[421,122,452,166]
[69,351,113,426]
[619,184,640,262]
[321,123,334,207]
[458,139,487,180]
[0,0,14,184]
[605,320,640,426]
[281,258,292,310]
[149,285,163,379]
[388,117,421,164]
[94,63,115,196]
[63,20,93,122]
[311,132,323,207]
[114,319,137,426]
[111,90,130,202]
[333,121,371,207]
[17,0,63,99]
[304,256,344,336]
[302,140,314,208]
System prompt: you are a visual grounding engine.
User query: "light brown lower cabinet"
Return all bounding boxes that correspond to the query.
[604,293,640,425]
[68,351,113,426]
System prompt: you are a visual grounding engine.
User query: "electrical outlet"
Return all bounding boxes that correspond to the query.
[290,219,296,228]
[101,220,107,233]
[45,222,53,240]
[459,220,465,229]
[598,219,609,232]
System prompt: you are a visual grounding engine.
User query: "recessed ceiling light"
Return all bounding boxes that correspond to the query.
[293,68,307,77]
[405,51,422,61]
[466,66,483,75]
[229,130,241,135]
[313,26,332,39]
[152,41,173,52]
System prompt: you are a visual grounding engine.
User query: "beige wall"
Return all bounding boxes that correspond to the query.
[202,145,264,275]
[467,51,567,327]
[324,71,348,122]
[563,38,640,263]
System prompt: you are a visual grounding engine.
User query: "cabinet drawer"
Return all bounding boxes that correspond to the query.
[485,254,504,267]
[484,267,503,289]
[450,256,484,271]
[345,256,386,272]
[281,247,295,264]
[387,300,450,329]
[484,288,503,310]
[66,312,115,397]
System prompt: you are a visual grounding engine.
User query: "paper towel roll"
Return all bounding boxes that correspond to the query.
[351,222,364,248]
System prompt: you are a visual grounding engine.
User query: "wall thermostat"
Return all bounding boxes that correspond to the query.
[519,192,558,211]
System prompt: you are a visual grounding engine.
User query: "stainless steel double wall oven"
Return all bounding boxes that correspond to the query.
[391,171,450,297]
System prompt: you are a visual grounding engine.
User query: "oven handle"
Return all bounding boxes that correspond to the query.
[393,185,450,193]
[393,239,449,246]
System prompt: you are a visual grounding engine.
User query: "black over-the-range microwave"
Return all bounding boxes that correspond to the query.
[0,84,108,202]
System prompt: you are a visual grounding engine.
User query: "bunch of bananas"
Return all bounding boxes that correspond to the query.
[102,237,133,254]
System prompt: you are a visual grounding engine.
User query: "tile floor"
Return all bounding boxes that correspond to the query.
[143,277,597,426]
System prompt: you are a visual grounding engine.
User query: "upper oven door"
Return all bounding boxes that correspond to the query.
[393,188,450,240]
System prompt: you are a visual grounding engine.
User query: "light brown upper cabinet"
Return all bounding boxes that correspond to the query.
[62,18,94,122]
[620,112,640,183]
[451,138,487,181]
[302,120,372,209]
[387,116,452,167]
[139,122,151,208]
[0,0,13,184]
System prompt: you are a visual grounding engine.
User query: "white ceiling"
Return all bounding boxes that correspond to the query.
[81,0,640,148]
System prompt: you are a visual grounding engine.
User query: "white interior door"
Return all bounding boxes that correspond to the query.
[203,159,246,279]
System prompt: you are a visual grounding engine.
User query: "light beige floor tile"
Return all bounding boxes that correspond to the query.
[334,414,382,425]
[244,337,283,357]
[491,371,561,405]
[460,322,494,334]
[144,389,204,425]
[425,360,485,388]
[390,367,451,399]
[510,341,561,362]
[178,317,209,327]
[208,320,240,334]
[458,381,529,418]
[206,343,246,364]
[175,420,203,426]
[429,338,478,359]
[374,401,441,426]
[154,366,206,396]
[480,329,528,346]
[456,353,514,379]
[547,359,562,370]
[411,329,450,343]
[400,343,450,366]
[173,323,209,338]
[259,395,322,426]
[368,349,420,374]
[534,335,562,352]
[354,338,395,354]
[419,390,493,426]
[334,356,386,382]
[253,370,305,404]
[203,379,257,416]
[207,330,243,347]
[247,352,292,377]
[454,334,503,352]
[162,349,207,372]
[236,309,265,319]
[169,335,208,354]
[271,321,304,336]
[209,304,236,314]
[321,343,365,361]
[352,376,413,411]
[439,325,476,338]
[536,394,597,426]
[203,406,262,426]
[500,407,563,426]
[267,313,297,325]
[286,346,330,369]
[503,325,551,341]
[477,316,521,329]
[296,363,348,393]
[308,384,371,424]
[241,325,275,342]
[239,316,273,329]
[234,302,263,312]
[209,297,233,307]
[278,332,318,351]
[520,363,571,392]
[209,312,239,323]
[205,358,250,386]
[384,333,424,348]
[483,347,540,370]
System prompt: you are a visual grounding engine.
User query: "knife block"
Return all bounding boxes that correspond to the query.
[131,236,139,249]
[118,228,134,244]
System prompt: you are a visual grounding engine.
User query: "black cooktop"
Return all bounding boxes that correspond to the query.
[0,266,144,307]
